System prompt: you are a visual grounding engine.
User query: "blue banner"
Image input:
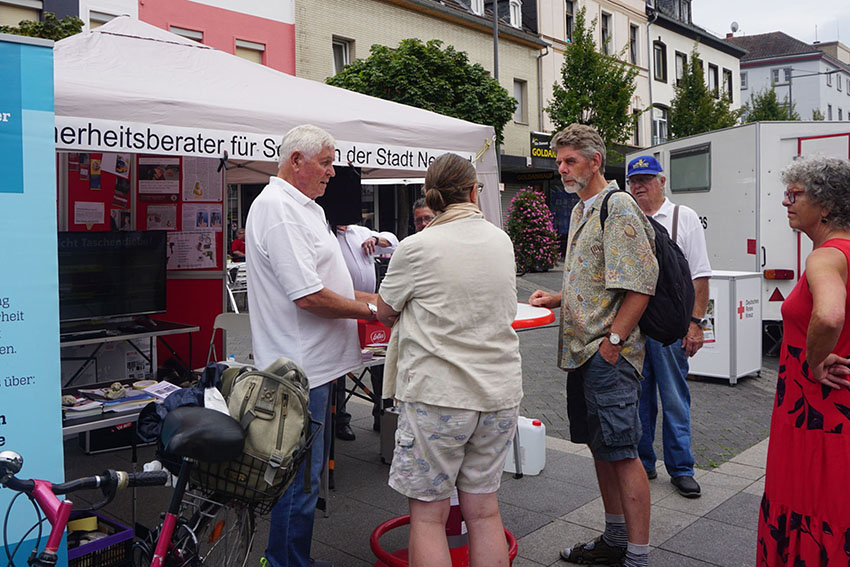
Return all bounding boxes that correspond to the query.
[0,34,63,565]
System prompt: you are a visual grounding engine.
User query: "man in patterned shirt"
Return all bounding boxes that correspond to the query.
[530,124,658,567]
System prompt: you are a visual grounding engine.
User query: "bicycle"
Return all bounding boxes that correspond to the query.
[1,406,251,567]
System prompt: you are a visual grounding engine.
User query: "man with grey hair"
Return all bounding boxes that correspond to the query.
[412,197,435,232]
[246,124,378,567]
[530,124,658,567]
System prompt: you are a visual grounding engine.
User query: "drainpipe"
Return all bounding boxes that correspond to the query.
[537,44,550,130]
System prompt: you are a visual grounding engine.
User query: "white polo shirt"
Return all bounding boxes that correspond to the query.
[651,198,712,279]
[246,176,361,387]
[336,225,398,293]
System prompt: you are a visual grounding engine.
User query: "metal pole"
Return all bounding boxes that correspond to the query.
[492,0,499,81]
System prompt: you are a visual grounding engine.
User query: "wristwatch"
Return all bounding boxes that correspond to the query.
[690,316,709,329]
[608,332,622,346]
[367,303,378,319]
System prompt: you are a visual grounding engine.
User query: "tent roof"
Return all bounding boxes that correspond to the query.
[53,16,501,221]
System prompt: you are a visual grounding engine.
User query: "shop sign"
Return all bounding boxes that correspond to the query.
[530,131,556,161]
[55,117,475,169]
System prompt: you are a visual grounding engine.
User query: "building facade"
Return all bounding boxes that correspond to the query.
[726,32,850,123]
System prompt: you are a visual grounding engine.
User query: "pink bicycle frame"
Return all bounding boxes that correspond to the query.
[29,480,73,557]
[150,512,178,567]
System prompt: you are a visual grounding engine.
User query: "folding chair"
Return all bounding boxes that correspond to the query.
[206,312,253,365]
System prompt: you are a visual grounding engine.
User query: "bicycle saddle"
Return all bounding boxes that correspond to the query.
[160,406,245,462]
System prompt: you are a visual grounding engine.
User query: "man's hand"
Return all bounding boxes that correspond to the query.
[682,322,704,357]
[361,236,378,256]
[530,289,561,309]
[811,353,850,390]
[599,338,621,365]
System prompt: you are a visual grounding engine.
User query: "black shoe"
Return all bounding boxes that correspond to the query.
[373,416,381,432]
[671,475,701,498]
[560,535,625,565]
[335,424,356,441]
[646,469,657,480]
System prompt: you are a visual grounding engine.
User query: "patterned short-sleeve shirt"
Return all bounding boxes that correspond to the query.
[559,182,658,372]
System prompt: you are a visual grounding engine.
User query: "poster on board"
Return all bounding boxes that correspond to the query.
[0,35,64,564]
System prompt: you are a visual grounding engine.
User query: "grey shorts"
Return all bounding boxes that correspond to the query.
[388,401,519,502]
[567,351,642,462]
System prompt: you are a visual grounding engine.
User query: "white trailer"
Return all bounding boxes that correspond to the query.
[627,122,850,353]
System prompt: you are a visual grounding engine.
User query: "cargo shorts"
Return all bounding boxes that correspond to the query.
[388,401,520,502]
[566,351,642,462]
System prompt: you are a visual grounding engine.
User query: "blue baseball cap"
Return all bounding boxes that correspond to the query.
[627,156,663,177]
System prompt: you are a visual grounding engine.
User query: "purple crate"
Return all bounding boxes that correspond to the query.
[67,512,132,567]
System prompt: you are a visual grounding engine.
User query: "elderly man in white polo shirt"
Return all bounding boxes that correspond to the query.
[246,124,378,567]
[626,155,712,500]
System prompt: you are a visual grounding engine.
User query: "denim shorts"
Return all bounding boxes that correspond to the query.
[567,351,642,462]
[388,401,519,502]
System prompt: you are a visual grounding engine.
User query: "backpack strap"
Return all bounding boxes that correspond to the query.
[672,204,680,243]
[599,189,629,231]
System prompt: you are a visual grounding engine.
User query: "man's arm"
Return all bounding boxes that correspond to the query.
[529,289,562,308]
[682,277,709,357]
[600,290,651,364]
[377,295,400,327]
[294,287,375,320]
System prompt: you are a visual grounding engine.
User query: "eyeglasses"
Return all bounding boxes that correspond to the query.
[783,188,805,204]
[626,175,657,187]
[472,182,484,194]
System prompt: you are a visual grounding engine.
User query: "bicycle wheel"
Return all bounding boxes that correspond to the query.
[193,499,255,567]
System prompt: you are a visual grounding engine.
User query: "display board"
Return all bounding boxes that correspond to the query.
[0,33,65,565]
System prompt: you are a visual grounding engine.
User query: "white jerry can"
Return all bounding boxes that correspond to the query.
[503,416,546,475]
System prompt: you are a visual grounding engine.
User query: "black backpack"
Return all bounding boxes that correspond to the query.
[600,190,695,346]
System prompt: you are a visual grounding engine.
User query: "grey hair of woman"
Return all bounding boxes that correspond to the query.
[781,155,850,229]
[278,124,336,168]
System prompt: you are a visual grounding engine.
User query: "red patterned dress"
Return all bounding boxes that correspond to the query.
[758,238,850,566]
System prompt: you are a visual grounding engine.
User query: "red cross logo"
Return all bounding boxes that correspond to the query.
[738,301,745,319]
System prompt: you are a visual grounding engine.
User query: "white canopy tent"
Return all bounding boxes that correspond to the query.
[53,17,502,223]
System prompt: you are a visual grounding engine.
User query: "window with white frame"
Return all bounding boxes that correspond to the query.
[632,109,641,146]
[509,0,522,28]
[513,79,528,123]
[235,39,265,65]
[0,3,39,27]
[847,78,850,94]
[771,68,791,85]
[169,26,204,42]
[708,64,719,97]
[838,75,843,92]
[470,0,484,15]
[840,108,844,121]
[680,0,691,23]
[629,24,639,65]
[675,51,687,85]
[332,37,352,75]
[670,143,711,193]
[723,69,733,102]
[741,71,748,89]
[565,1,573,42]
[600,13,611,55]
[654,41,667,82]
[652,106,668,145]
[828,104,833,120]
[89,11,116,29]
[826,70,833,87]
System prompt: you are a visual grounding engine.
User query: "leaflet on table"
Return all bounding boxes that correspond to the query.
[142,380,179,400]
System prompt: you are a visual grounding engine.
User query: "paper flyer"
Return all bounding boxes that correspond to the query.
[182,156,223,202]
[138,156,180,194]
[182,203,223,231]
[74,201,105,224]
[167,230,217,270]
[146,204,178,230]
[101,152,130,178]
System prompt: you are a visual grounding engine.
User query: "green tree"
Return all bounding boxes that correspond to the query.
[812,109,825,120]
[742,87,799,122]
[326,38,516,145]
[0,12,83,40]
[668,47,742,138]
[545,7,639,149]
[505,187,560,274]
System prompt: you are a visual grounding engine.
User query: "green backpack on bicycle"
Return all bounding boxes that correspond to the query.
[197,358,318,509]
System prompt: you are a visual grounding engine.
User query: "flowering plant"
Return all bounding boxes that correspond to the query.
[505,187,560,273]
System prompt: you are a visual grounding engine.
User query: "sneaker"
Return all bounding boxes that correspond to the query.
[645,469,657,480]
[560,535,626,565]
[671,475,701,498]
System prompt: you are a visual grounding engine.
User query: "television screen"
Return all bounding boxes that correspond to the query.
[58,231,167,323]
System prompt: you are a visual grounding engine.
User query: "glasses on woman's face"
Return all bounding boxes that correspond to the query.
[783,188,805,204]
[473,182,483,194]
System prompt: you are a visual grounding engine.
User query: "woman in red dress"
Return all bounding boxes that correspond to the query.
[758,156,850,566]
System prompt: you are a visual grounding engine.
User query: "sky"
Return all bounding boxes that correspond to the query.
[692,1,850,47]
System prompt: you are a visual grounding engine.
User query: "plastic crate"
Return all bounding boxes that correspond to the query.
[68,512,132,567]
